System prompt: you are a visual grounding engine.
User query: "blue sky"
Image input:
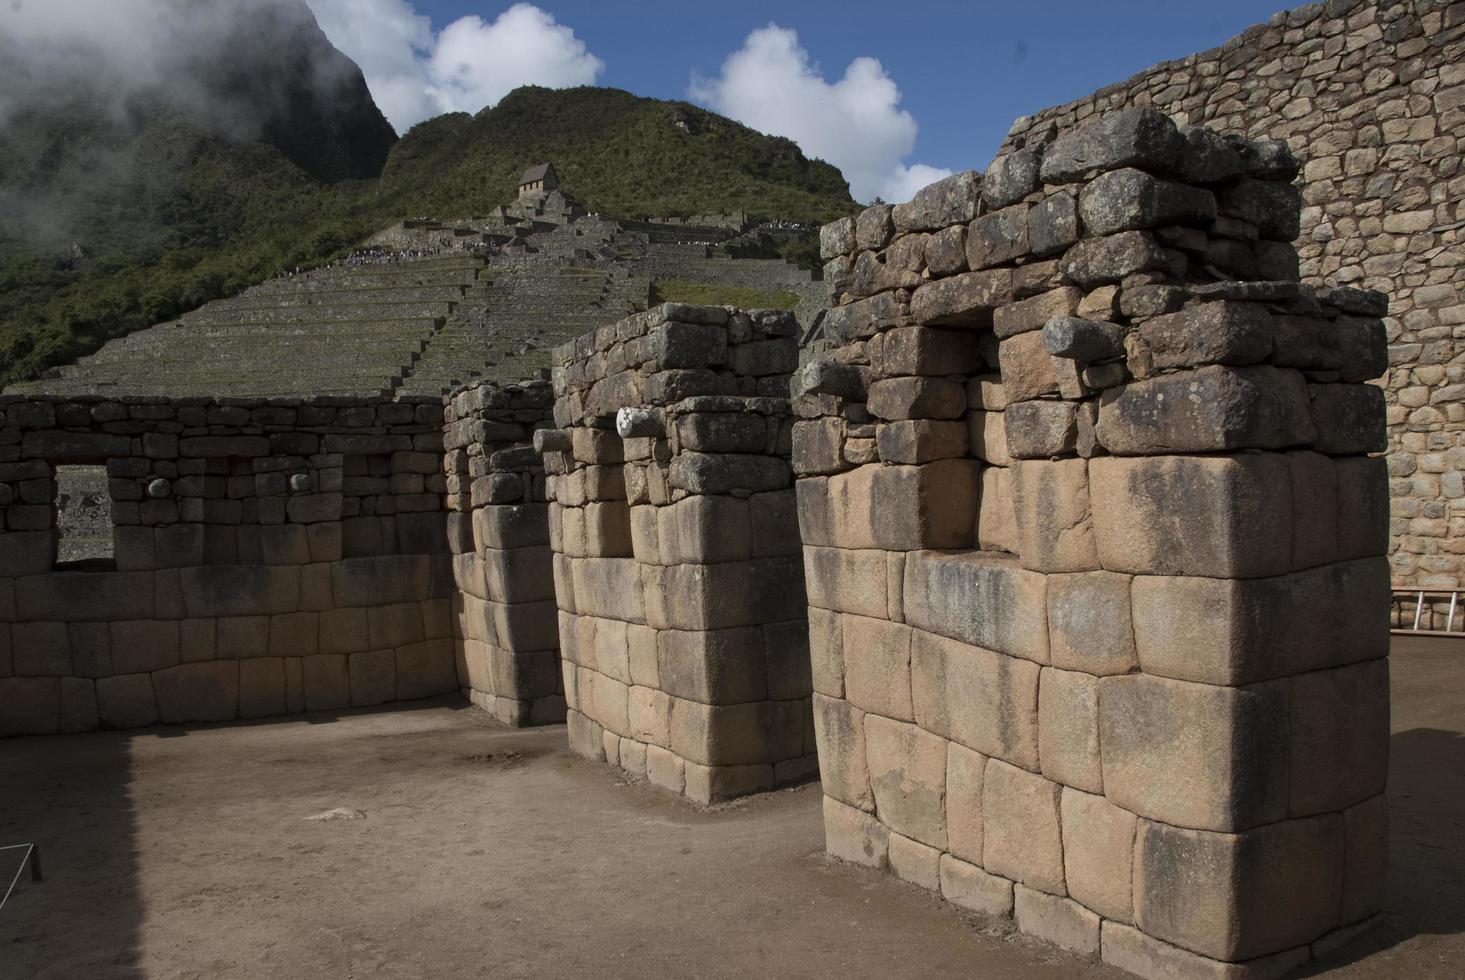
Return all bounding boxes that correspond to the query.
[311,0,1288,201]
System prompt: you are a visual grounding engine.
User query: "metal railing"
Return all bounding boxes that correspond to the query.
[0,843,42,912]
[1391,587,1465,635]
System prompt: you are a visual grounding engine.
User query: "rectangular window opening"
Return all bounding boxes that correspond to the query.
[55,463,115,570]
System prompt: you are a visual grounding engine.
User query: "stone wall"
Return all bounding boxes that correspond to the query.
[999,0,1465,588]
[442,379,564,725]
[540,304,816,803]
[806,110,1390,976]
[0,394,459,736]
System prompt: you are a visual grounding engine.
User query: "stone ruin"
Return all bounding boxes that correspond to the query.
[0,107,1395,980]
[997,0,1462,598]
[537,305,814,802]
[802,106,1391,977]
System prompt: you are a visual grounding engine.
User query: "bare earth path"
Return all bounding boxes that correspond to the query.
[2,639,1462,979]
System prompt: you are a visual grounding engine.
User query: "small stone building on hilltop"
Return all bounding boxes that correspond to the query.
[518,162,559,199]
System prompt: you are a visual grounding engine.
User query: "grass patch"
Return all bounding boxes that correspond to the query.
[649,279,800,311]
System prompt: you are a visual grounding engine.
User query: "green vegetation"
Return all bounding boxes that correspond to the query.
[0,85,856,387]
[649,279,800,312]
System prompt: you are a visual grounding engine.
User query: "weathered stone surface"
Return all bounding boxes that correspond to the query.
[1078,167,1216,235]
[977,466,1018,554]
[983,149,1041,208]
[993,286,1083,340]
[820,216,856,259]
[1129,558,1388,685]
[812,692,872,810]
[869,325,983,377]
[897,170,980,231]
[825,461,978,552]
[1101,674,1289,832]
[911,627,1039,769]
[667,453,789,494]
[865,714,947,849]
[965,205,1030,271]
[939,854,1014,917]
[842,614,913,722]
[888,832,942,891]
[1038,667,1102,793]
[997,331,1061,403]
[944,741,986,866]
[1175,125,1245,184]
[1061,787,1137,923]
[922,224,969,277]
[802,546,889,620]
[867,377,965,421]
[1216,178,1301,241]
[1004,401,1078,459]
[1010,459,1097,572]
[1042,316,1126,363]
[1015,885,1101,954]
[153,661,238,724]
[904,550,1049,663]
[1097,365,1316,454]
[824,793,889,868]
[910,269,1013,327]
[1101,921,1308,980]
[968,410,1011,466]
[0,677,60,735]
[1288,660,1389,816]
[855,204,894,251]
[983,758,1065,895]
[1029,192,1080,257]
[1046,571,1136,676]
[1341,794,1387,926]
[1060,231,1176,289]
[876,420,967,464]
[1089,454,1293,578]
[1040,108,1185,182]
[1135,816,1343,961]
[1134,301,1273,371]
[1307,383,1386,455]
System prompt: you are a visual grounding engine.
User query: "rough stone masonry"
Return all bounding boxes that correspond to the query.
[537,303,816,804]
[807,107,1390,978]
[1000,0,1464,596]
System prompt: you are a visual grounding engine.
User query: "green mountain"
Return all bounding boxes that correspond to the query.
[0,6,856,388]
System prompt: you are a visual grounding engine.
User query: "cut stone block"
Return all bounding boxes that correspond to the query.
[983,758,1066,895]
[903,550,1049,663]
[96,673,158,729]
[0,677,60,735]
[1100,674,1289,833]
[1040,107,1185,182]
[1101,921,1309,980]
[807,607,844,698]
[1038,667,1103,794]
[1095,366,1315,454]
[841,614,913,722]
[1341,794,1387,926]
[153,661,239,724]
[1135,815,1344,961]
[812,692,873,810]
[823,793,889,869]
[889,832,942,891]
[803,546,889,620]
[911,627,1040,769]
[669,697,804,767]
[865,714,948,849]
[1045,571,1137,676]
[1129,559,1388,685]
[1061,787,1137,923]
[945,741,987,866]
[1089,454,1293,578]
[939,854,1014,917]
[1288,660,1389,816]
[1015,884,1101,954]
[238,657,287,719]
[1010,459,1099,573]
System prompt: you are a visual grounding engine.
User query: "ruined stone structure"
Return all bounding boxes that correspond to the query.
[999,0,1464,591]
[803,109,1391,977]
[0,393,460,734]
[538,305,816,803]
[442,380,563,725]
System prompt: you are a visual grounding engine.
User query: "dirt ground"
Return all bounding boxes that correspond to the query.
[2,638,1462,980]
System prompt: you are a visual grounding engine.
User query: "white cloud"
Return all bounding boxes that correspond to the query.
[309,1,604,132]
[689,25,951,204]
